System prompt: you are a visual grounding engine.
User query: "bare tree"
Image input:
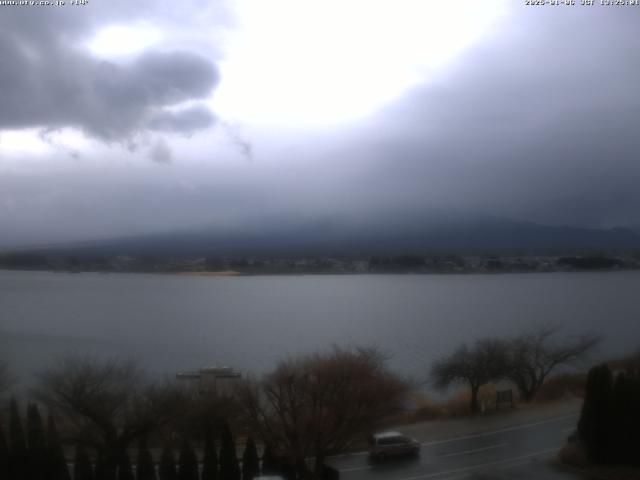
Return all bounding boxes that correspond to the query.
[166,383,240,442]
[236,346,408,479]
[431,339,509,415]
[35,354,184,479]
[507,324,600,402]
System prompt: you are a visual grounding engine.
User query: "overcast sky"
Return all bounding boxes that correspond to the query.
[1,0,639,247]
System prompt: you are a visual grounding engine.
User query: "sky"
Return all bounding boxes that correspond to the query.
[1,0,639,247]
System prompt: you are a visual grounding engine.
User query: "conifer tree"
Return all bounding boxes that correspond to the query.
[9,398,28,480]
[631,370,640,466]
[0,423,10,480]
[136,437,156,480]
[578,364,613,464]
[159,445,177,480]
[611,373,632,464]
[117,451,135,480]
[178,440,198,480]
[201,430,218,480]
[27,403,47,480]
[73,444,94,480]
[46,413,71,480]
[219,424,240,480]
[241,438,259,480]
[260,445,278,477]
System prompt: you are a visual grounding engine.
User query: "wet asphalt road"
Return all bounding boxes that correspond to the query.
[327,414,590,480]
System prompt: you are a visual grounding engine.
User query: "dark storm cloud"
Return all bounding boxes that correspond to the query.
[346,5,640,229]
[134,52,217,104]
[0,2,219,140]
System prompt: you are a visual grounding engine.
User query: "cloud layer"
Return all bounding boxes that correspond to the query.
[0,2,219,141]
[1,3,640,247]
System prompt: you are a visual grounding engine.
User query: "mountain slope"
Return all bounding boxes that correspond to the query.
[27,216,640,258]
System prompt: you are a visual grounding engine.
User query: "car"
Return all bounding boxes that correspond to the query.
[369,431,421,460]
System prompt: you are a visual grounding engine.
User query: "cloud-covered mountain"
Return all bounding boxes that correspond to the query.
[32,215,640,258]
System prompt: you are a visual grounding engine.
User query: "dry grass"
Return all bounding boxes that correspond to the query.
[535,373,586,403]
[391,373,588,426]
[404,384,503,422]
[410,392,446,422]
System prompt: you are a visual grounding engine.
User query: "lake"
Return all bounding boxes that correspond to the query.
[1,269,638,389]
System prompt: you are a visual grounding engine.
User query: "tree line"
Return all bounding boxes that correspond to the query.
[0,326,601,479]
[0,397,286,480]
[0,347,403,480]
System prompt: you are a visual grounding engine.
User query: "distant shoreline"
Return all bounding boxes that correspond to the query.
[2,267,640,277]
[173,268,640,277]
[176,270,243,277]
[2,252,639,276]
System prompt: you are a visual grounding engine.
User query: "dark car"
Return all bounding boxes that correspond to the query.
[369,431,421,460]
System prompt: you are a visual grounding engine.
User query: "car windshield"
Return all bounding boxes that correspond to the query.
[377,434,409,444]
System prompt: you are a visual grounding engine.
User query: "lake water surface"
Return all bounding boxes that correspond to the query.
[1,270,638,387]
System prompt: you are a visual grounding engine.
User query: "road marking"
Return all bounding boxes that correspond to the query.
[331,412,577,461]
[497,460,538,471]
[440,442,508,458]
[395,447,559,480]
[418,413,578,448]
[562,427,575,433]
[340,465,372,473]
[496,447,563,471]
[339,441,508,470]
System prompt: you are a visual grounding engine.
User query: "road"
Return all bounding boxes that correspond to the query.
[328,413,589,480]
